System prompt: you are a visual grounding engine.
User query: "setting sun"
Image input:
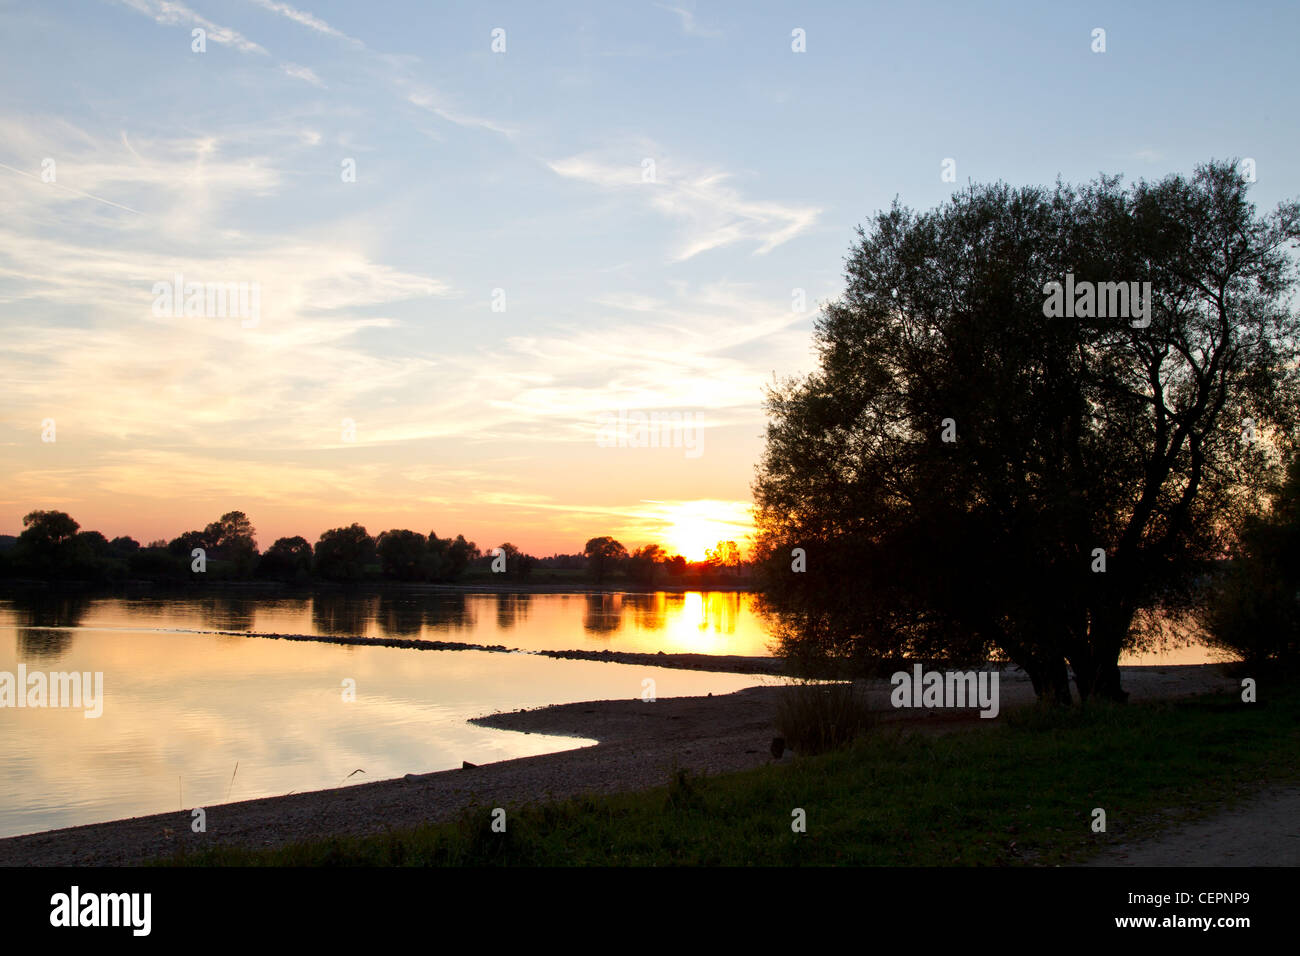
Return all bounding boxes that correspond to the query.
[654,500,754,562]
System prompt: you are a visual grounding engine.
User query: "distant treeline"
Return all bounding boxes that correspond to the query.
[0,510,750,588]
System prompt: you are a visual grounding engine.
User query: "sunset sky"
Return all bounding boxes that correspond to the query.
[2,1,1298,559]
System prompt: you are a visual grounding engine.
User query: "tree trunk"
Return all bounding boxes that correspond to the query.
[1046,655,1073,706]
[1022,654,1073,705]
[1092,658,1128,701]
[1071,645,1129,702]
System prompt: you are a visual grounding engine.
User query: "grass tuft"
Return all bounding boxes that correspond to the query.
[774,680,874,755]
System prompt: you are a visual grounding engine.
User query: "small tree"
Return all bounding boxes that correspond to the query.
[109,536,140,555]
[256,536,313,582]
[705,540,742,574]
[447,534,480,579]
[628,544,666,585]
[168,529,210,559]
[15,511,81,574]
[493,542,535,579]
[314,524,375,582]
[584,536,628,585]
[376,529,428,581]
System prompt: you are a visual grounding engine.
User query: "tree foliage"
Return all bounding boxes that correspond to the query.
[314,524,375,582]
[584,536,628,585]
[754,160,1300,701]
[256,535,314,582]
[1201,451,1300,672]
[376,529,428,581]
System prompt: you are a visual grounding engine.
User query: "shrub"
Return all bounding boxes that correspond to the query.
[774,680,873,755]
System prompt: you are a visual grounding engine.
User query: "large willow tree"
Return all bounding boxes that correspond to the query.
[753,161,1300,702]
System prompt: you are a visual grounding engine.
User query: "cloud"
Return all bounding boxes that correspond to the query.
[114,0,361,96]
[0,117,283,245]
[244,0,363,46]
[548,146,820,261]
[114,0,267,54]
[653,4,722,38]
[0,117,457,460]
[406,90,519,139]
[281,63,325,87]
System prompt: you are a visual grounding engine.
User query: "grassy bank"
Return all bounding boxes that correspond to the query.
[166,683,1299,866]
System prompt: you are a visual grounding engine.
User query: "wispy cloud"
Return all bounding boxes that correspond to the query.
[244,0,363,46]
[281,62,325,87]
[653,4,722,38]
[405,89,519,139]
[114,0,268,54]
[548,145,820,261]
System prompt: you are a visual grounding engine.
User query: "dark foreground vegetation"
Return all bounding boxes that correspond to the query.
[164,681,1298,866]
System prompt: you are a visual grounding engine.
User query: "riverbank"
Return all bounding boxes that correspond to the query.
[0,663,1251,866]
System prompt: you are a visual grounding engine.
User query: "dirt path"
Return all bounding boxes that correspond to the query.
[1086,786,1300,866]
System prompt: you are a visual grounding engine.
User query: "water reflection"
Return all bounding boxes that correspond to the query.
[425,593,473,632]
[582,593,620,634]
[8,592,90,661]
[625,593,666,631]
[0,587,1218,669]
[0,590,796,658]
[0,626,769,839]
[195,595,257,632]
[376,593,424,637]
[312,593,377,636]
[494,593,531,631]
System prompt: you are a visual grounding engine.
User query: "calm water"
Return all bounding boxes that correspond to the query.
[2,589,776,657]
[0,589,1214,839]
[0,590,775,838]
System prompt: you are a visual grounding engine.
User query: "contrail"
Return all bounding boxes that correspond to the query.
[0,162,144,215]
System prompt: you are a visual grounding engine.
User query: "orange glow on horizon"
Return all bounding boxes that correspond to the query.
[654,500,754,562]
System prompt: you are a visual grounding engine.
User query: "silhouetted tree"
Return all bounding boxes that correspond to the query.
[584,536,628,585]
[628,543,666,585]
[377,529,428,581]
[256,535,313,582]
[167,529,211,558]
[440,533,480,579]
[491,542,535,579]
[14,511,81,575]
[109,536,140,555]
[203,511,258,575]
[314,524,375,582]
[754,160,1300,702]
[706,541,742,574]
[75,531,111,557]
